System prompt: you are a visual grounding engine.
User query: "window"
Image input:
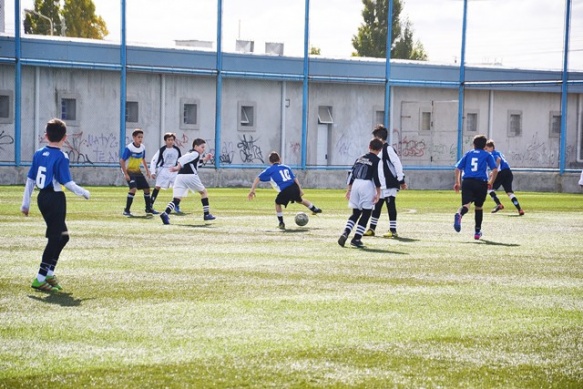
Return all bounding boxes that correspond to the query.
[0,91,13,124]
[549,111,561,138]
[465,112,478,133]
[508,111,522,137]
[420,111,432,131]
[374,109,385,128]
[126,101,139,123]
[318,106,334,124]
[57,92,80,126]
[238,102,257,131]
[180,99,200,130]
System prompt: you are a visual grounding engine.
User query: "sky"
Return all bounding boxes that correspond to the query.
[4,0,583,70]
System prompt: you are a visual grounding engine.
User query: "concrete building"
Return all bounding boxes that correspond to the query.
[1,35,582,192]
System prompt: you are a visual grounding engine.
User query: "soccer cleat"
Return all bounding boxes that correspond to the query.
[123,210,133,217]
[350,239,365,248]
[382,231,398,238]
[147,209,160,215]
[311,207,322,215]
[474,231,482,240]
[278,222,286,230]
[204,214,216,221]
[160,213,170,225]
[338,233,348,247]
[173,205,182,214]
[31,278,57,293]
[491,204,504,213]
[518,209,525,216]
[454,213,462,232]
[363,229,375,237]
[45,275,62,291]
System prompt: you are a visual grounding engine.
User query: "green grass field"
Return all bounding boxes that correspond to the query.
[1,186,582,388]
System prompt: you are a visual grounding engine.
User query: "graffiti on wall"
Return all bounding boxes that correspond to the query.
[237,134,264,163]
[0,130,15,152]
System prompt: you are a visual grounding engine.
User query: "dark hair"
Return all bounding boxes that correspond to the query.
[269,152,281,164]
[369,138,383,152]
[473,135,488,149]
[45,118,67,142]
[486,139,495,149]
[163,132,176,141]
[132,129,143,137]
[372,125,388,141]
[192,138,206,149]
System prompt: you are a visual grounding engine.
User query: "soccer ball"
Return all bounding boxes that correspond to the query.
[294,212,309,226]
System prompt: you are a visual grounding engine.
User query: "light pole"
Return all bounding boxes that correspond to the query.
[24,8,53,36]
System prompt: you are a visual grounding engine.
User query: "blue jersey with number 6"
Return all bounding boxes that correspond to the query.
[455,149,497,181]
[258,163,295,192]
[27,146,72,191]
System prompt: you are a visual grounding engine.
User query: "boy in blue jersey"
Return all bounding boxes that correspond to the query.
[453,135,498,240]
[248,151,322,229]
[21,119,90,292]
[485,140,524,215]
[338,139,383,248]
[120,129,154,217]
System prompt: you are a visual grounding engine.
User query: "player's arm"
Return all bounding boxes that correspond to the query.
[488,167,499,189]
[119,158,130,180]
[453,168,462,192]
[294,178,305,196]
[64,181,90,199]
[141,157,151,178]
[21,177,35,216]
[150,151,159,178]
[248,177,260,199]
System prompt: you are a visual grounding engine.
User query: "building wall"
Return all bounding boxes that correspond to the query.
[1,64,583,192]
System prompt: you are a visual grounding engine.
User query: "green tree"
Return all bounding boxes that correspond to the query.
[309,46,321,56]
[24,0,108,39]
[352,0,427,60]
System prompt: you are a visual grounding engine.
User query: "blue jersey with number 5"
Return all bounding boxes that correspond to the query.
[455,149,497,181]
[27,146,72,190]
[258,163,295,192]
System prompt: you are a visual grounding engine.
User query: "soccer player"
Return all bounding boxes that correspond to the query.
[159,138,215,225]
[338,138,383,248]
[485,139,524,215]
[453,135,498,240]
[150,132,182,213]
[120,129,154,217]
[364,125,407,238]
[247,151,322,230]
[21,118,90,292]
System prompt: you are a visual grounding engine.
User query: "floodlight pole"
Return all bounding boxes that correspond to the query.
[24,8,53,36]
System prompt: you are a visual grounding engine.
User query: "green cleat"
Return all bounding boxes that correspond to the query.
[45,275,63,291]
[31,278,58,293]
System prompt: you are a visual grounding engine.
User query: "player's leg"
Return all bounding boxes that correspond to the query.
[351,208,371,248]
[382,196,398,238]
[454,180,472,232]
[136,175,154,213]
[503,171,524,215]
[365,198,384,236]
[275,203,285,229]
[300,198,322,214]
[473,181,488,240]
[151,186,161,207]
[199,189,216,220]
[124,176,138,216]
[338,208,361,247]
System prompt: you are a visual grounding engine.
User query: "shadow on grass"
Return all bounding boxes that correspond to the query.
[180,224,217,229]
[468,239,521,247]
[362,247,408,255]
[28,292,95,307]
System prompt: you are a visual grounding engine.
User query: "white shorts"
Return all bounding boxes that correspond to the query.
[172,174,205,198]
[381,188,398,198]
[348,179,376,210]
[154,168,178,189]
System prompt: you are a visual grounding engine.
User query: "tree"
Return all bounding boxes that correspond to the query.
[352,0,427,61]
[309,46,321,56]
[24,0,108,40]
[62,0,108,39]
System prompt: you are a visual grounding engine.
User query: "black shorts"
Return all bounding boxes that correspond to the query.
[461,179,488,207]
[492,169,514,193]
[127,172,150,190]
[275,182,303,207]
[38,189,67,238]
